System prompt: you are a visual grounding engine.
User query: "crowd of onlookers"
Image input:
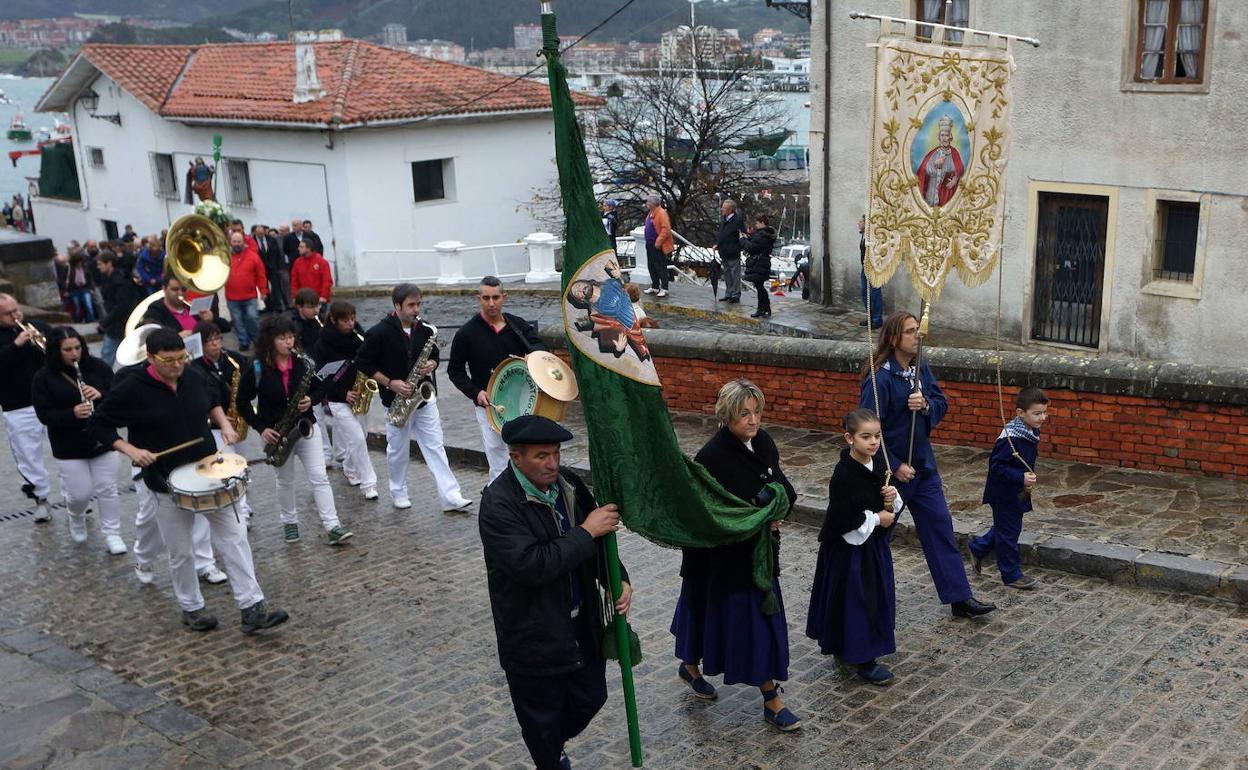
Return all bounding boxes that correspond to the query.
[42,217,332,362]
[2,194,32,232]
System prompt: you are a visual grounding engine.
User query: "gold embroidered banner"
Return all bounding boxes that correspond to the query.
[864,36,1014,302]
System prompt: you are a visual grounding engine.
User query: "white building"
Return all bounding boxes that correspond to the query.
[34,39,602,286]
[809,0,1246,366]
[381,23,407,46]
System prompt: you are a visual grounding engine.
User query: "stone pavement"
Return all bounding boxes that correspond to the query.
[0,431,1245,769]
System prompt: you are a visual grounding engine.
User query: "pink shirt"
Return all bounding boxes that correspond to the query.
[276,356,293,393]
[145,364,177,392]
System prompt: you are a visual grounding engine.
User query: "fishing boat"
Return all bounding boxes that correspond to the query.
[7,111,32,142]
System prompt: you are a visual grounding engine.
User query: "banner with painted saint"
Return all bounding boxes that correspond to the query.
[864,36,1015,302]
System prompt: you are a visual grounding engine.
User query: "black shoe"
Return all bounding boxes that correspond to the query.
[859,319,870,326]
[971,553,984,576]
[855,660,895,686]
[951,597,997,618]
[240,600,289,635]
[181,609,219,632]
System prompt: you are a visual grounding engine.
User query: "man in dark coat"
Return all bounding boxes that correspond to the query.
[253,224,288,313]
[714,198,747,303]
[479,415,633,770]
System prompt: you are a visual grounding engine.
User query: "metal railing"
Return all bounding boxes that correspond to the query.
[356,242,531,285]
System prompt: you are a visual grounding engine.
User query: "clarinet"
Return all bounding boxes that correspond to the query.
[73,363,93,415]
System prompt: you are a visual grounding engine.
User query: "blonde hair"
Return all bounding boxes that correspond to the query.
[714,378,765,426]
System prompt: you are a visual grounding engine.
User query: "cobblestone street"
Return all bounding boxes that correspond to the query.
[1,426,1245,768]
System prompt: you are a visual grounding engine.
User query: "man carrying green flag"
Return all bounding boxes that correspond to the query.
[539,1,793,765]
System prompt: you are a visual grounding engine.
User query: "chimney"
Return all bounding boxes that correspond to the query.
[292,30,326,104]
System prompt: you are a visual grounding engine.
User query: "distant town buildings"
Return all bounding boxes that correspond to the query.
[382,23,407,47]
[659,25,742,68]
[0,17,102,48]
[407,39,465,63]
[513,23,543,53]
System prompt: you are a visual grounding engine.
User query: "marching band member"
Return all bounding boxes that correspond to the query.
[447,276,546,482]
[192,321,255,527]
[30,327,124,552]
[0,293,54,522]
[238,315,353,546]
[141,274,221,337]
[290,287,340,469]
[312,300,379,501]
[355,283,472,512]
[92,328,288,634]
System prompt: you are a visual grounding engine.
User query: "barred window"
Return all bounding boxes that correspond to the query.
[226,159,253,207]
[149,153,177,199]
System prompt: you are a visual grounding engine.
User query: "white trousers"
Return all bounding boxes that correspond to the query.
[151,490,264,612]
[474,405,510,483]
[4,407,51,500]
[386,400,463,507]
[133,474,216,574]
[211,429,252,517]
[328,402,377,492]
[275,422,340,530]
[57,453,121,537]
[319,404,343,464]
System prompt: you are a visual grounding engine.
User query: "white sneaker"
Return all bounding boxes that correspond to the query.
[393,497,412,510]
[68,516,87,544]
[134,563,155,585]
[105,535,128,555]
[443,495,474,512]
[345,473,361,487]
[363,487,379,500]
[657,289,669,297]
[32,499,51,523]
[199,566,228,585]
[643,288,658,295]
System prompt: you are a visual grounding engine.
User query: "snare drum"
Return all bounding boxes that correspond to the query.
[167,462,249,513]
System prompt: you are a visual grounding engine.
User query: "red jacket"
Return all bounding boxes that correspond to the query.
[224,246,268,302]
[290,252,333,301]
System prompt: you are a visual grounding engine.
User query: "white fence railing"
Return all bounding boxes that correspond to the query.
[357,239,548,286]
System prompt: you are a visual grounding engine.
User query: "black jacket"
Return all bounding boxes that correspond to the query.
[479,466,628,676]
[682,426,796,587]
[91,364,220,494]
[143,297,231,335]
[289,310,323,354]
[256,234,285,273]
[743,226,777,281]
[354,313,440,408]
[447,312,546,403]
[715,213,747,259]
[821,448,892,543]
[236,354,325,434]
[98,273,146,338]
[0,319,54,410]
[313,322,367,403]
[31,357,113,459]
[193,350,250,420]
[284,230,323,258]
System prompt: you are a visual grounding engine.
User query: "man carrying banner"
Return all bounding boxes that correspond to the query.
[479,415,632,770]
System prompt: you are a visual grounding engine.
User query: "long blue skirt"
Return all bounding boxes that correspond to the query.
[805,534,896,665]
[670,574,790,687]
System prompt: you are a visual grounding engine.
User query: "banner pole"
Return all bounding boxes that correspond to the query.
[603,531,643,767]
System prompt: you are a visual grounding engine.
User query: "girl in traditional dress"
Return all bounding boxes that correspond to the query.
[806,408,903,685]
[671,378,802,731]
[30,327,124,553]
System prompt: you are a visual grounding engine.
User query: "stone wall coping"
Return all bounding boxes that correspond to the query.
[536,327,1248,406]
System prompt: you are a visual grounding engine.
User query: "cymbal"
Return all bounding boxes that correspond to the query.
[526,351,578,402]
[195,452,249,479]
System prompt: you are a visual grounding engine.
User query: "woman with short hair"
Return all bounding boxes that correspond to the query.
[670,378,802,732]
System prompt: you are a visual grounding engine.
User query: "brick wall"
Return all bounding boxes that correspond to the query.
[649,357,1248,479]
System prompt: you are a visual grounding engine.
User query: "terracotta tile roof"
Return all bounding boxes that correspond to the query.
[72,40,602,128]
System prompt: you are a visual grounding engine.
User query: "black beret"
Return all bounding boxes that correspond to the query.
[501,415,574,445]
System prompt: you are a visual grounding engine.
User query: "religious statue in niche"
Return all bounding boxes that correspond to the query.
[185,157,215,203]
[914,113,965,208]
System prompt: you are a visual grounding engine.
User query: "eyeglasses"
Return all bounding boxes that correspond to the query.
[152,352,190,365]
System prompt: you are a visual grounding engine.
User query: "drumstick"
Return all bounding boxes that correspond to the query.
[150,437,206,459]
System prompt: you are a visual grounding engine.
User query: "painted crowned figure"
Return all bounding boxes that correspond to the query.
[916,115,964,208]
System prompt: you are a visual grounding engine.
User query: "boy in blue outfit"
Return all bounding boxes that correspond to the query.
[969,387,1048,590]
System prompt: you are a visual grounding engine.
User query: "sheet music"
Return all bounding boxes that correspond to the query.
[183,333,203,360]
[188,295,214,315]
[317,360,346,379]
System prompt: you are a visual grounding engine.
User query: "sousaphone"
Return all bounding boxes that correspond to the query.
[118,214,232,354]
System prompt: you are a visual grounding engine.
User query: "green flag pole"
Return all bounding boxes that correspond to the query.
[538,3,643,765]
[212,134,222,198]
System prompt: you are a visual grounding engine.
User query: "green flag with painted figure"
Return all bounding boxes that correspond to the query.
[539,3,791,764]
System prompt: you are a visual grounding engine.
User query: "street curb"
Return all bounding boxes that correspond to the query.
[369,432,1246,605]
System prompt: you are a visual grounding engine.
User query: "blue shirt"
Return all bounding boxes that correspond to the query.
[858,358,948,474]
[595,279,634,327]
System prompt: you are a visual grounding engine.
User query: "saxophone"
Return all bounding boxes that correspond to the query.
[386,321,437,428]
[264,354,316,467]
[349,331,379,416]
[225,357,249,442]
